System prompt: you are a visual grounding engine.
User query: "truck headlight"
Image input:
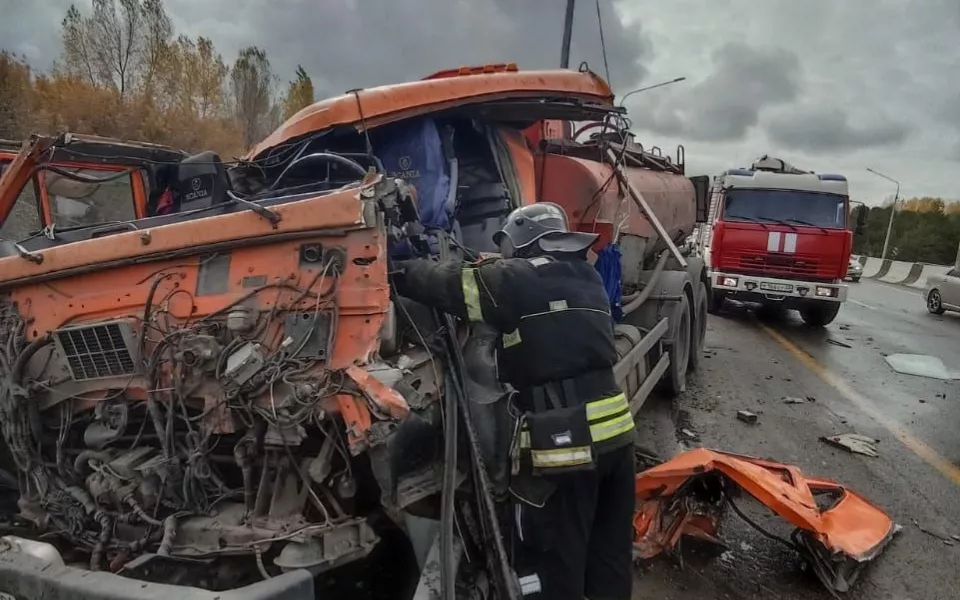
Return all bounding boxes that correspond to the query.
[721,276,739,287]
[815,286,836,297]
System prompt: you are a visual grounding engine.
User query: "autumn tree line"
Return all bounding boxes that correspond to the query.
[853,197,960,265]
[0,0,316,157]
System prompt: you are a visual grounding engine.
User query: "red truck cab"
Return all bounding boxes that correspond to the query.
[700,156,858,326]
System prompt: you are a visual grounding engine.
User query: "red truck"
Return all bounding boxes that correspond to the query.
[698,155,865,326]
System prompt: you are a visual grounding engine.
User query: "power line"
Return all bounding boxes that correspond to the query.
[595,0,611,86]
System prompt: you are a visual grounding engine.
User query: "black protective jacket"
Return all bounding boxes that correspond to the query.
[393,255,619,409]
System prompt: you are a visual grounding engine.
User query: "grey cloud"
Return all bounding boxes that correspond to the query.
[0,0,72,68]
[212,0,651,96]
[630,42,801,142]
[766,108,909,152]
[0,1,652,97]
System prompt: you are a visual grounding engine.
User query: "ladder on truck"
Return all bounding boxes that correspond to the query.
[696,180,722,261]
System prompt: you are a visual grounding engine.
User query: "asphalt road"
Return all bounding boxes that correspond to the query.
[634,278,960,600]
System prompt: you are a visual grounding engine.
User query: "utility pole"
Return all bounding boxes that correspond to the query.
[866,167,900,261]
[561,0,576,69]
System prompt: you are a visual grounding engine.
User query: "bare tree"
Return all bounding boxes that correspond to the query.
[230,46,276,148]
[59,0,173,102]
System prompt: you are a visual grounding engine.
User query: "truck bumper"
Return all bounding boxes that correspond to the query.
[0,542,314,600]
[710,271,847,303]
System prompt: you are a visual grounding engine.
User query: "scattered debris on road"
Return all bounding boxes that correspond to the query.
[783,396,811,404]
[820,433,880,457]
[885,353,958,381]
[838,324,850,331]
[912,519,957,545]
[633,449,899,595]
[680,428,700,441]
[827,338,853,348]
[736,410,758,424]
[919,398,927,404]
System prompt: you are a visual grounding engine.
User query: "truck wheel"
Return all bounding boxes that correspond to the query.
[708,289,725,314]
[659,291,691,396]
[799,301,841,327]
[688,282,708,373]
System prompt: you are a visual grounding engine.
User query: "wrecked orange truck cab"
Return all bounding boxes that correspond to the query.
[0,65,711,599]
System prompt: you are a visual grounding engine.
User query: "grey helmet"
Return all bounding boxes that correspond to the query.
[493,202,598,255]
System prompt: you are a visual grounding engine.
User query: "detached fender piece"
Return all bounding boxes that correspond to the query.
[633,448,899,594]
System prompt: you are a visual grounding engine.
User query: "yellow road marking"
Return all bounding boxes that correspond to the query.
[757,321,960,487]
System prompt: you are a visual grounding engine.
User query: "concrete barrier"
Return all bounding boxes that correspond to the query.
[854,255,953,288]
[909,264,952,289]
[879,260,914,284]
[860,257,883,278]
[900,262,924,286]
[871,259,893,280]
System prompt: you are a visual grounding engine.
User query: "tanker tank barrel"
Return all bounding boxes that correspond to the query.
[604,146,688,268]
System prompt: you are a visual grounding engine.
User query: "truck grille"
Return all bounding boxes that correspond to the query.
[55,321,137,381]
[737,252,820,277]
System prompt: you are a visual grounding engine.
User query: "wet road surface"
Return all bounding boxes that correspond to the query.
[634,278,960,600]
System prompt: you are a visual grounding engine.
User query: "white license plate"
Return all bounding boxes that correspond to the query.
[759,282,793,292]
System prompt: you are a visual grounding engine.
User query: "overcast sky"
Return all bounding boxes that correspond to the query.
[2,0,958,205]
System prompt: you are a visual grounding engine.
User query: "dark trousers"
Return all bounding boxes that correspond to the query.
[511,444,635,600]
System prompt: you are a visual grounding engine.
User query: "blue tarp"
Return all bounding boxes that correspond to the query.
[377,118,452,231]
[594,243,623,321]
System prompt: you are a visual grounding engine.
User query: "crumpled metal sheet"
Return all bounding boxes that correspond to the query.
[820,433,880,457]
[633,448,899,594]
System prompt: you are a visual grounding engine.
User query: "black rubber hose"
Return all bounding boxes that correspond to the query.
[437,312,459,600]
[12,334,53,385]
[73,450,113,477]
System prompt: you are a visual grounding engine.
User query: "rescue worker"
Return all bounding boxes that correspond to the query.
[391,202,635,600]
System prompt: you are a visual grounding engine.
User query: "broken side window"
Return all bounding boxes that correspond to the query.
[0,175,42,241]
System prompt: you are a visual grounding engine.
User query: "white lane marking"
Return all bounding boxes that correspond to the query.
[848,299,877,310]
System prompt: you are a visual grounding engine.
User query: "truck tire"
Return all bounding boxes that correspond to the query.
[688,282,708,373]
[708,288,725,314]
[660,291,691,396]
[799,301,841,327]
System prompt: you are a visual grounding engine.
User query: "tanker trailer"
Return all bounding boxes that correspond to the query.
[526,124,711,407]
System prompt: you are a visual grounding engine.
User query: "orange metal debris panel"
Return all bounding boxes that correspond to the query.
[248,69,614,159]
[634,448,899,593]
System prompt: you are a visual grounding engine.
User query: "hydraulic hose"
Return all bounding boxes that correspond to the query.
[621,249,670,316]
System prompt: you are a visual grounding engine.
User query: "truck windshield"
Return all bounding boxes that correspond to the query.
[723,189,846,229]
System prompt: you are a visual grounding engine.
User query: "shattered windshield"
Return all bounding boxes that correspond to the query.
[723,189,846,229]
[44,168,136,229]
